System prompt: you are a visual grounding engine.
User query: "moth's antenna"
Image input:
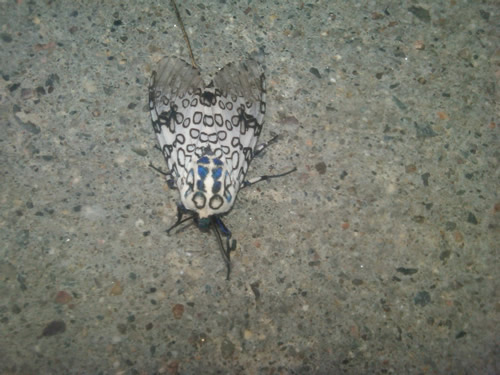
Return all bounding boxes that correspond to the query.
[170,0,197,69]
[212,219,231,280]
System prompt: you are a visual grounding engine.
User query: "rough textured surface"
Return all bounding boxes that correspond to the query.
[0,1,498,374]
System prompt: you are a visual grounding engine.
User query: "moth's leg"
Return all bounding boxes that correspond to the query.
[166,204,194,234]
[149,145,177,188]
[148,161,168,176]
[213,216,237,280]
[242,167,297,188]
[254,134,279,158]
[148,162,176,189]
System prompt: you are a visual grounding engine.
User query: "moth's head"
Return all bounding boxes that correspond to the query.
[179,154,236,219]
[197,217,211,230]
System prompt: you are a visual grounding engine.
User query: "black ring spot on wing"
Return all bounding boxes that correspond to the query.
[190,128,200,138]
[193,111,202,124]
[209,195,224,210]
[192,192,206,209]
[214,114,223,126]
[203,115,214,127]
[175,134,185,144]
[217,131,227,141]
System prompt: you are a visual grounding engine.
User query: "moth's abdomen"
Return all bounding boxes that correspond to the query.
[180,154,236,218]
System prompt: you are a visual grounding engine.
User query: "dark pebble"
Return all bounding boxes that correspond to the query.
[45,73,60,87]
[315,162,327,175]
[415,122,437,138]
[396,267,418,275]
[250,281,261,300]
[445,221,456,231]
[408,6,431,23]
[421,172,430,186]
[309,67,321,79]
[479,10,490,21]
[412,215,425,223]
[17,119,41,135]
[132,147,147,157]
[467,212,478,225]
[439,250,451,261]
[221,338,235,359]
[8,83,20,92]
[394,47,406,59]
[117,323,127,334]
[1,32,13,42]
[414,291,431,307]
[392,96,407,111]
[42,320,66,337]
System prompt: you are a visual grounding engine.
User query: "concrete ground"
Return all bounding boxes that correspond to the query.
[0,1,498,374]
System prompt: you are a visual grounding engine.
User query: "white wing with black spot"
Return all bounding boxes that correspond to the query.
[212,60,266,186]
[149,57,204,183]
[149,56,266,217]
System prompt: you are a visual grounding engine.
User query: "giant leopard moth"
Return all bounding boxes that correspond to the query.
[148,56,295,279]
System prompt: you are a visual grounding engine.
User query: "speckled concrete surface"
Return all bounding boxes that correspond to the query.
[0,1,498,374]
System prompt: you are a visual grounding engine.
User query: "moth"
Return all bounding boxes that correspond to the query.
[148,56,294,278]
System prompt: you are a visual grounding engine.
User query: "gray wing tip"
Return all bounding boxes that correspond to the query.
[152,56,204,95]
[151,55,266,100]
[213,58,265,100]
